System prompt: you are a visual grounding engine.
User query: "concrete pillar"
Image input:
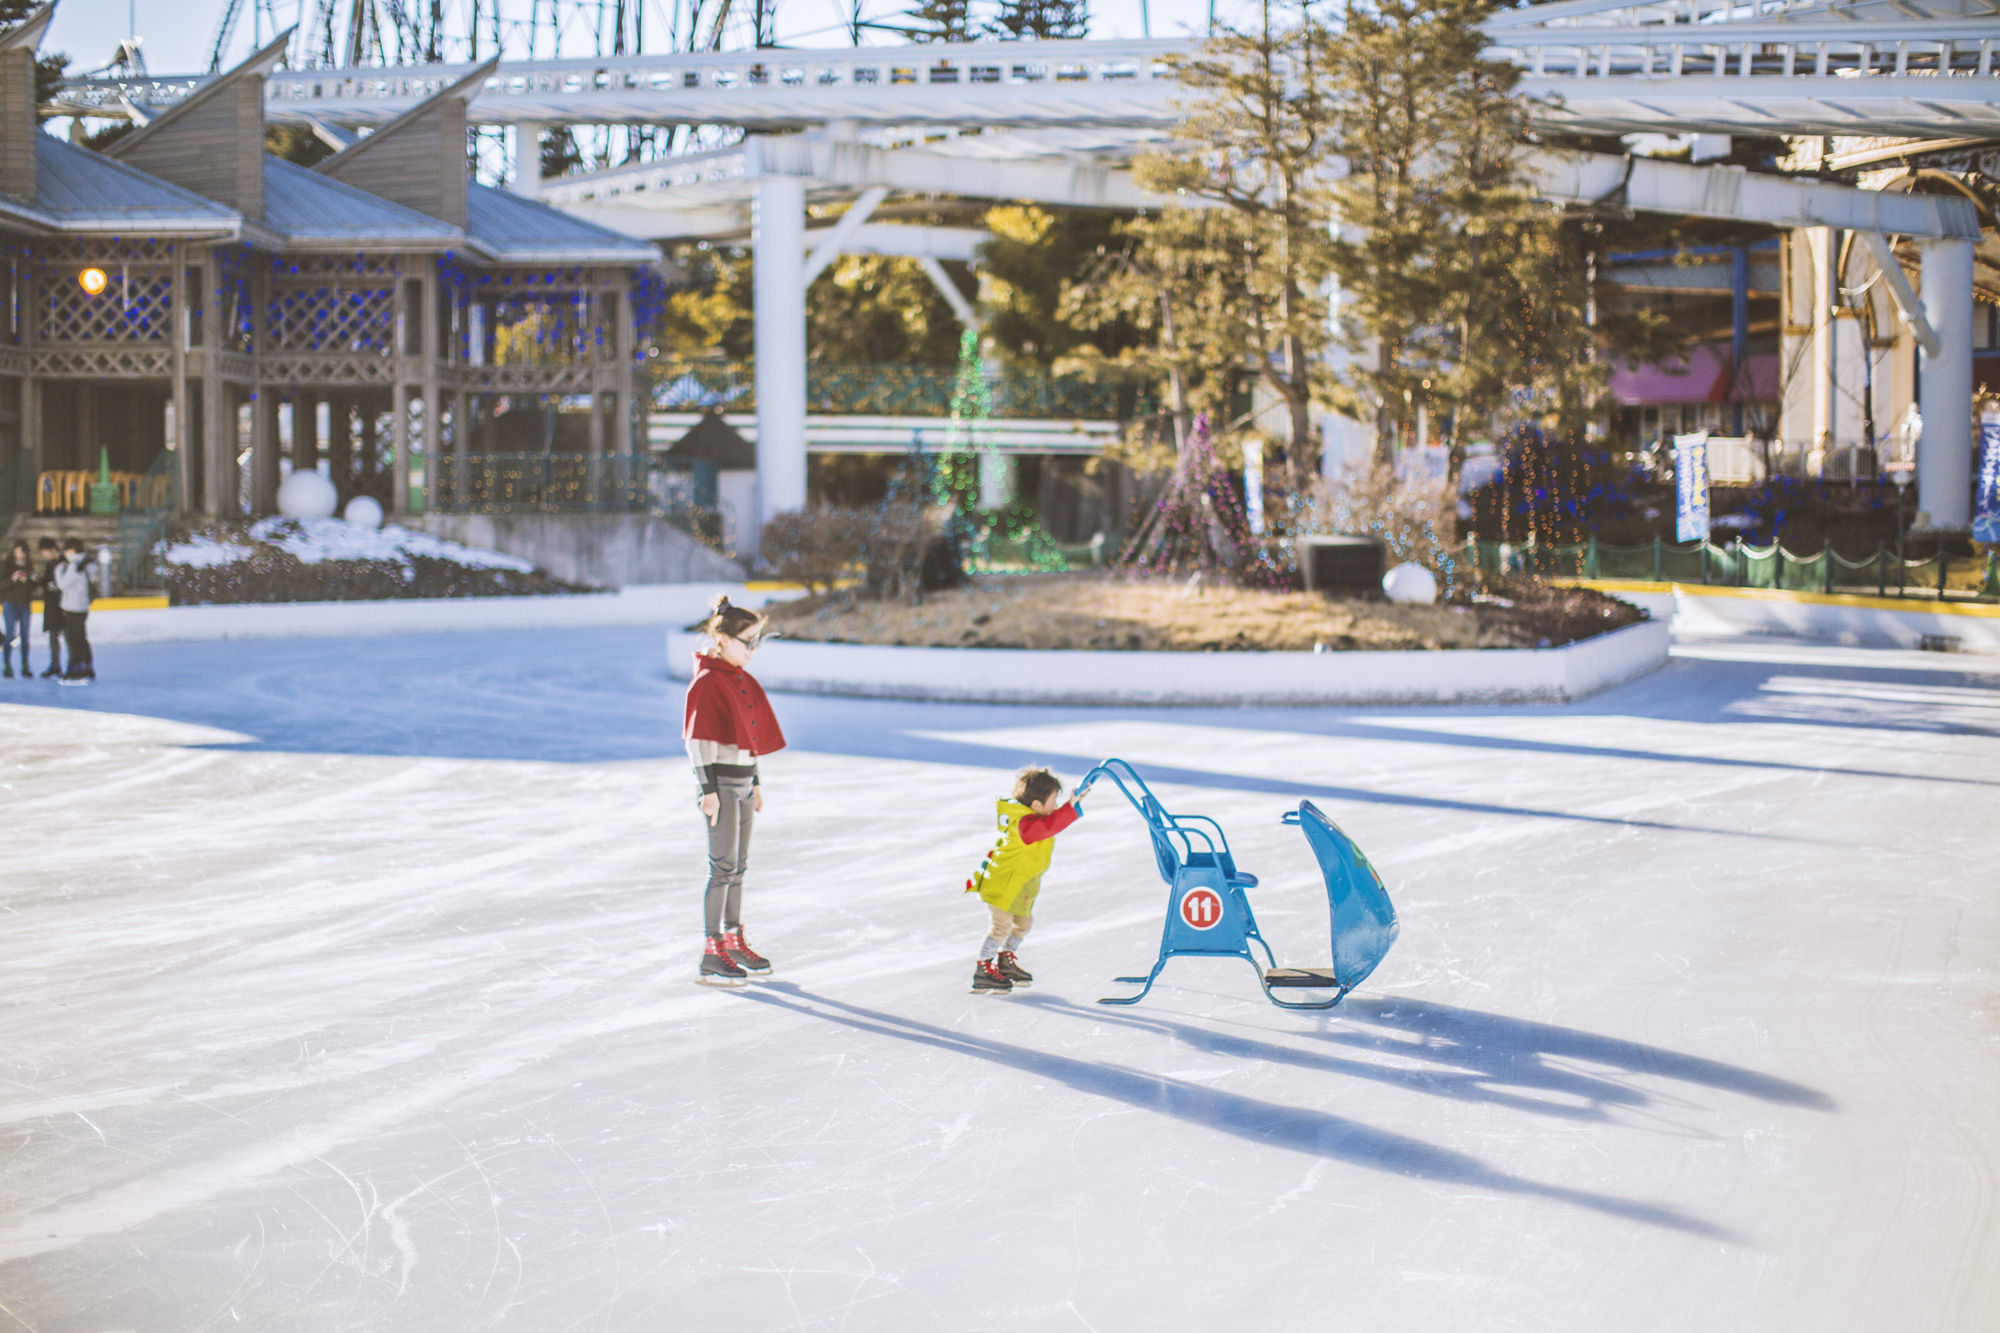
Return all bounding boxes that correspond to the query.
[1917,236,1975,529]
[753,167,807,540]
[514,121,546,197]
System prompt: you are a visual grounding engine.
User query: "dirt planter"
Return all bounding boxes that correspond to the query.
[665,619,1671,707]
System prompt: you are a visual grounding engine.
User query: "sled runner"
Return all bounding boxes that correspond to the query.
[1081,759,1397,1011]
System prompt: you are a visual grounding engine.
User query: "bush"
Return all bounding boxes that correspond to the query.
[759,506,870,592]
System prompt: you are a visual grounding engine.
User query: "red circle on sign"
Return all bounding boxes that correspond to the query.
[1179,888,1223,930]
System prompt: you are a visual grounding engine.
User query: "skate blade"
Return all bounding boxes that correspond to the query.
[696,973,747,987]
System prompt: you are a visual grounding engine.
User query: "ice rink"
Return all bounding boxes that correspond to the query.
[2,626,1996,1331]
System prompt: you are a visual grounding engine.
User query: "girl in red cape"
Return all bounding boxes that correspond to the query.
[683,595,787,986]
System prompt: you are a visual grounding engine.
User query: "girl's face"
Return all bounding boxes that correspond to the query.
[714,627,759,668]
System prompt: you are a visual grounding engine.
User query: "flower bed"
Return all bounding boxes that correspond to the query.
[762,573,1643,653]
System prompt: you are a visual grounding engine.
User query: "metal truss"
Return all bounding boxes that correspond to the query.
[57,17,2000,140]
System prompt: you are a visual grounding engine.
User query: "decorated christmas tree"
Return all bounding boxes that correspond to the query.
[1117,413,1281,587]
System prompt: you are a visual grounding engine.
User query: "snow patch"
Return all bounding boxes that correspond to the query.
[159,535,256,569]
[247,517,535,573]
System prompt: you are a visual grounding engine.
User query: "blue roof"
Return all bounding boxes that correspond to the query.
[467,182,658,265]
[259,157,460,249]
[27,135,240,234]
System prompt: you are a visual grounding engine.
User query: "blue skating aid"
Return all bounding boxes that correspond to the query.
[1081,758,1398,1010]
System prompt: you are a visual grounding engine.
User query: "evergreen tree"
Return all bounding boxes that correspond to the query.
[1127,3,1339,493]
[988,0,1088,40]
[902,0,974,42]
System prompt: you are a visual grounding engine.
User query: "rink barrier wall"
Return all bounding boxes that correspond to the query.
[664,619,1672,706]
[1669,584,2000,653]
[87,584,764,644]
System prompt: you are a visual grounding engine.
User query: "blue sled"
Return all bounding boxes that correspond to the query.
[1081,758,1399,1011]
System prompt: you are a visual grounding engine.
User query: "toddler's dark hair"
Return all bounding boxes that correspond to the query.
[698,594,765,644]
[61,537,83,553]
[37,536,57,550]
[1014,765,1063,806]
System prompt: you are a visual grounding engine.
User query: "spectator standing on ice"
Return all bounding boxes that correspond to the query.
[683,595,786,986]
[52,539,95,685]
[963,766,1091,995]
[1,540,33,678]
[34,537,61,678]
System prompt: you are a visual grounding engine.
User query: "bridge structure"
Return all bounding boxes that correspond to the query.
[59,0,2000,533]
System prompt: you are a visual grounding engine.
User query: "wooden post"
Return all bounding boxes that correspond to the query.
[391,385,411,514]
[614,279,634,457]
[203,252,230,516]
[294,394,319,474]
[327,398,350,498]
[250,388,279,515]
[171,244,192,514]
[419,260,439,515]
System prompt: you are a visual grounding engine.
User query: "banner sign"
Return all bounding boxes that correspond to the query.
[1674,432,1711,543]
[1976,416,2000,545]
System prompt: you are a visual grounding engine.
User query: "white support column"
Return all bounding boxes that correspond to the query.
[514,121,546,197]
[753,167,807,540]
[1917,237,1975,529]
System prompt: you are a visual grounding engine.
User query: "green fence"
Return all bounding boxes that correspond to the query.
[1464,535,2000,602]
[653,361,1156,419]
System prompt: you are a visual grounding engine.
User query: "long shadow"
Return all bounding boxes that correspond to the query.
[734,981,1736,1240]
[780,723,1801,842]
[1009,992,1835,1125]
[1287,717,1998,789]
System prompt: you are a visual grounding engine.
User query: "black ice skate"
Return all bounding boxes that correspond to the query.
[972,958,1013,994]
[699,937,747,986]
[720,928,770,978]
[995,951,1033,986]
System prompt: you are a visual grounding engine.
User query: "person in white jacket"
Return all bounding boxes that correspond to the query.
[51,539,95,685]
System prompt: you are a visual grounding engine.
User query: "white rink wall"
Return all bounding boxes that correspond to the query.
[667,619,1672,706]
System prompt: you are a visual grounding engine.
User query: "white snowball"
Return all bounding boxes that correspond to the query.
[1382,561,1438,605]
[276,469,339,519]
[343,495,385,529]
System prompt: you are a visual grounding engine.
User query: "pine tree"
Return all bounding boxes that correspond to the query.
[988,0,1088,40]
[903,0,973,42]
[1128,3,1339,495]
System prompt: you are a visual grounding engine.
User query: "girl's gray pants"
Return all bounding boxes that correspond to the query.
[703,777,756,938]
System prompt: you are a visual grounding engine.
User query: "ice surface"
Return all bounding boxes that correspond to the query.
[1,630,1996,1330]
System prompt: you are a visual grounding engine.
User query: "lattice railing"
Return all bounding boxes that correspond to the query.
[448,362,598,393]
[33,346,174,378]
[267,284,397,353]
[258,353,399,386]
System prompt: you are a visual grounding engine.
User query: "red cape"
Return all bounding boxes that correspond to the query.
[683,652,787,755]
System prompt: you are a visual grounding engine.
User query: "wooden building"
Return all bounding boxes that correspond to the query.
[0,5,658,523]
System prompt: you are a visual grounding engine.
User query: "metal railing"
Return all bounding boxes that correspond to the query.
[653,361,1155,419]
[1466,535,2000,603]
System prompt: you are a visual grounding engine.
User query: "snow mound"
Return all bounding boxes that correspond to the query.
[160,535,256,569]
[247,517,536,573]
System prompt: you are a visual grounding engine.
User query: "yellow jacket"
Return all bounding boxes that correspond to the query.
[966,797,1081,915]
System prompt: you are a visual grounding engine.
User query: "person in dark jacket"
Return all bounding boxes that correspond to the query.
[34,537,61,678]
[1,540,32,677]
